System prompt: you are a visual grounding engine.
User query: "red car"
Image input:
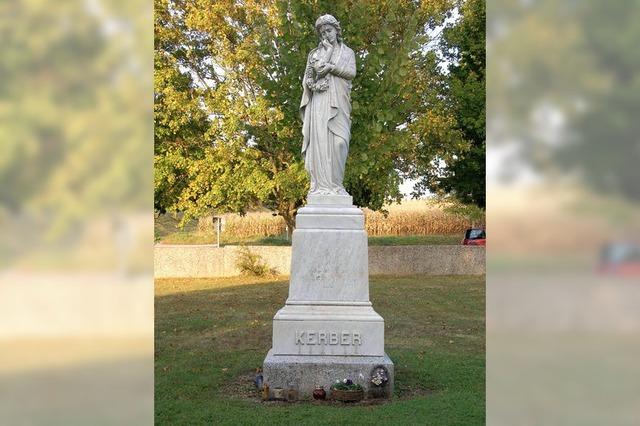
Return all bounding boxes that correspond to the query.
[598,242,640,276]
[462,228,486,246]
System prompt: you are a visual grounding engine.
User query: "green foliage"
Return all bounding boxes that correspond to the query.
[154,0,466,227]
[411,0,486,208]
[330,382,364,391]
[438,197,486,227]
[234,246,276,277]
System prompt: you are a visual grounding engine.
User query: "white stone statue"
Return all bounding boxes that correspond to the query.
[300,14,356,196]
[263,16,393,399]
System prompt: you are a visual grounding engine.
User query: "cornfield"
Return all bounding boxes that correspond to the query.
[220,213,287,239]
[211,200,478,238]
[364,209,472,236]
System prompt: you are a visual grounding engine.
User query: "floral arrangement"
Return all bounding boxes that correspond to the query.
[330,378,363,391]
[370,367,389,387]
[308,78,329,92]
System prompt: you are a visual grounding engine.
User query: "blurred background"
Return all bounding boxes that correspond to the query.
[487,0,640,424]
[0,0,153,424]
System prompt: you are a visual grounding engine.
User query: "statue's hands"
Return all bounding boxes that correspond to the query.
[317,63,334,77]
[305,77,315,90]
[321,39,332,50]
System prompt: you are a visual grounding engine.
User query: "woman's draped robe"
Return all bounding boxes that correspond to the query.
[300,42,356,195]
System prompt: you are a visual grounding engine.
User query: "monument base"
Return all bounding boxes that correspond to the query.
[262,349,394,400]
[262,193,394,400]
[271,303,385,356]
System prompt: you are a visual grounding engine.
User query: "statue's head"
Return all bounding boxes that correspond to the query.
[315,14,342,43]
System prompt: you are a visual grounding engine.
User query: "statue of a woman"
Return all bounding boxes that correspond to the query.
[300,14,356,196]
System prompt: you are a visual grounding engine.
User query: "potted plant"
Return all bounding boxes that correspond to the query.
[330,379,364,402]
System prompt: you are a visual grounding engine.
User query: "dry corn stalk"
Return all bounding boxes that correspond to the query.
[217,201,478,238]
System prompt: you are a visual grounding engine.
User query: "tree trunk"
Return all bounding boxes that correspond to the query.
[280,205,296,240]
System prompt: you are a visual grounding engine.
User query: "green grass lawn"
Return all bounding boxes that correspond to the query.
[368,235,461,246]
[155,275,485,425]
[157,232,295,246]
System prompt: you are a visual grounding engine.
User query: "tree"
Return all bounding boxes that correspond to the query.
[154,0,457,230]
[411,0,485,208]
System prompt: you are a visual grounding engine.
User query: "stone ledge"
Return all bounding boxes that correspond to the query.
[295,214,364,229]
[262,349,394,399]
[307,194,353,205]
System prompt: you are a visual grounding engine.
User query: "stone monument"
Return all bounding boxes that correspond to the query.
[262,14,394,399]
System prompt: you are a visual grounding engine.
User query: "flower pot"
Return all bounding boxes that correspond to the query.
[273,387,285,400]
[312,387,326,400]
[287,388,298,401]
[331,389,364,402]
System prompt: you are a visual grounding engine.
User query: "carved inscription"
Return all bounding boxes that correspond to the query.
[295,330,362,346]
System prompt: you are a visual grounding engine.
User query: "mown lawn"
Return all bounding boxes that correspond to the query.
[368,234,461,246]
[155,275,485,425]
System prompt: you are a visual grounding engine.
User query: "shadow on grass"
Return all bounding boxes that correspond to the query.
[155,275,485,425]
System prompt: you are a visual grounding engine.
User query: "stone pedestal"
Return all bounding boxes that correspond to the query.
[263,195,394,399]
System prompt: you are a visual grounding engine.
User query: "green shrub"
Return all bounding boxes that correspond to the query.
[234,246,276,277]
